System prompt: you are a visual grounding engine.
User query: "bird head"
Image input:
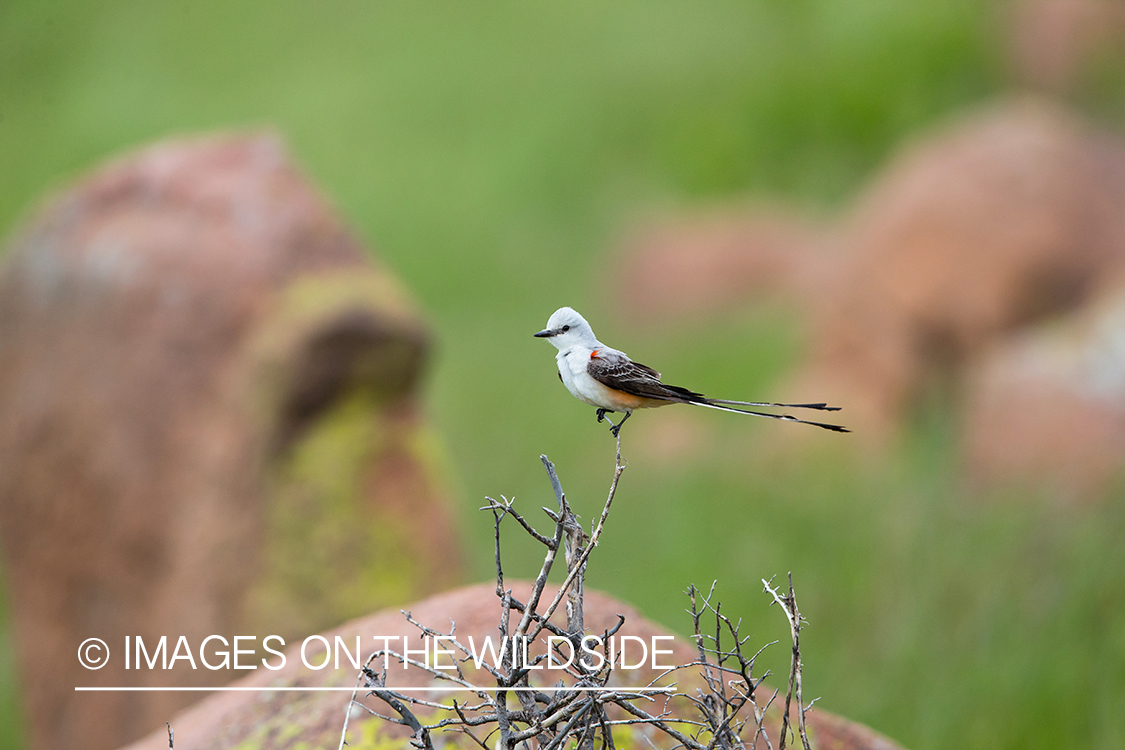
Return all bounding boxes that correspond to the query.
[534,307,598,350]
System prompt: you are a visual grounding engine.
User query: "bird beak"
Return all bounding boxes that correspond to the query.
[533,328,555,338]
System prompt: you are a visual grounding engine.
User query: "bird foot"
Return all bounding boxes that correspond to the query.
[595,408,629,436]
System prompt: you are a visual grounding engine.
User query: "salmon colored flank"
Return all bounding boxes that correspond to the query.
[610,389,662,410]
[590,379,661,411]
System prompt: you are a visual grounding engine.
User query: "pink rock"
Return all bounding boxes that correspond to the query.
[120,582,908,750]
[1008,0,1125,92]
[613,207,829,321]
[963,286,1125,498]
[0,134,461,750]
[801,97,1125,437]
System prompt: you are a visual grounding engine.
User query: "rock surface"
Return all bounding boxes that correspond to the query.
[614,207,829,320]
[963,286,1125,498]
[0,134,462,750]
[1007,0,1125,92]
[801,97,1125,436]
[120,582,907,750]
[616,98,1125,444]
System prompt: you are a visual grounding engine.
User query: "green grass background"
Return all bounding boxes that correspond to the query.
[2,1,1124,748]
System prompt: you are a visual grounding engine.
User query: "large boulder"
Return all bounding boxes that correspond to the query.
[612,99,1125,440]
[120,582,906,750]
[612,206,829,321]
[963,284,1125,498]
[797,97,1125,436]
[1007,0,1125,92]
[0,135,462,750]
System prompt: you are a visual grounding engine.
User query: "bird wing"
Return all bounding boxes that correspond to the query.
[586,350,705,403]
[587,349,850,432]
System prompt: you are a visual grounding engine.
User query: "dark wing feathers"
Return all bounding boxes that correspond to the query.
[587,354,705,403]
[586,350,849,432]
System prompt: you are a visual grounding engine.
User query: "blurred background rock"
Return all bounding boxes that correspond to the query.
[0,134,461,749]
[0,1,1123,749]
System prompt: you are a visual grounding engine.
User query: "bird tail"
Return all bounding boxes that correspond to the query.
[707,399,841,412]
[690,399,850,432]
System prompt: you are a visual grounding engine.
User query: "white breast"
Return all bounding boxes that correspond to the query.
[556,347,602,407]
[556,346,646,412]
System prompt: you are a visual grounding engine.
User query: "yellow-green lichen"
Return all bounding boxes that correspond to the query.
[243,269,429,451]
[248,386,417,638]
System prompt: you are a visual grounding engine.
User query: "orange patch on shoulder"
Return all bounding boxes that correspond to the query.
[590,349,599,359]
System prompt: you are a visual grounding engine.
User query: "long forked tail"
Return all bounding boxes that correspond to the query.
[692,399,849,432]
[708,399,841,412]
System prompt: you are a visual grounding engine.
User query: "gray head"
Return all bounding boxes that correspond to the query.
[533,307,599,350]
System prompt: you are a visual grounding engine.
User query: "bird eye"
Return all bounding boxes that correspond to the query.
[562,325,570,332]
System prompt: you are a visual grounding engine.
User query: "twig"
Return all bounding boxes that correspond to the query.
[527,447,625,643]
[763,573,813,750]
[340,445,813,750]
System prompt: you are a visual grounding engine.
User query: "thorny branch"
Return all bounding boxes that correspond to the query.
[339,435,820,750]
[763,573,814,750]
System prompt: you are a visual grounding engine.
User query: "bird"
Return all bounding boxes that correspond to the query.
[534,307,848,437]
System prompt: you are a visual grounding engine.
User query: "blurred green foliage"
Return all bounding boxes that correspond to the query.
[2,1,1124,749]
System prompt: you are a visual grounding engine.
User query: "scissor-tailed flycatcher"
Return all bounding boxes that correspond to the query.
[535,307,848,436]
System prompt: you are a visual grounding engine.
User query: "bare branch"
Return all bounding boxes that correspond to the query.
[763,572,812,750]
[341,444,818,750]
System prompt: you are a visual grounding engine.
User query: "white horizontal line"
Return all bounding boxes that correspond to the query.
[75,686,675,693]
